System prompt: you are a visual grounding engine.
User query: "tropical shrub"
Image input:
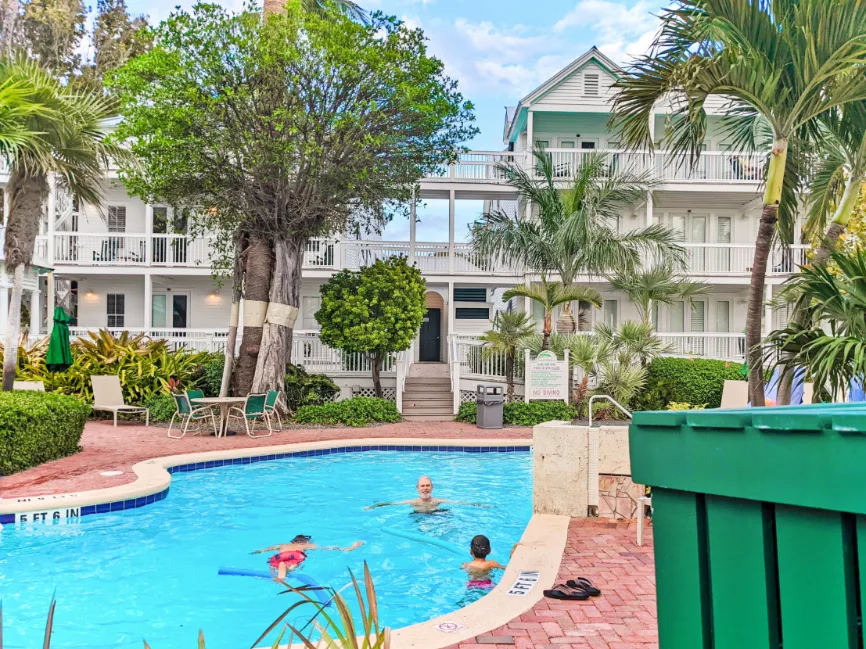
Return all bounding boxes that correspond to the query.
[666,402,707,411]
[456,400,576,426]
[143,394,178,423]
[0,392,90,474]
[15,330,211,405]
[201,355,225,397]
[295,397,400,427]
[642,357,746,409]
[284,364,340,411]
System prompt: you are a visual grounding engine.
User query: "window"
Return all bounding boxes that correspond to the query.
[691,301,706,332]
[603,300,618,327]
[584,73,600,96]
[580,141,596,150]
[670,301,685,333]
[152,206,168,234]
[456,307,490,320]
[652,303,659,330]
[454,288,486,302]
[107,294,125,328]
[302,296,321,330]
[152,294,167,328]
[716,301,730,333]
[107,206,126,232]
[717,216,732,243]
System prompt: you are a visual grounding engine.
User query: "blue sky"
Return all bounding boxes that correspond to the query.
[123,0,666,240]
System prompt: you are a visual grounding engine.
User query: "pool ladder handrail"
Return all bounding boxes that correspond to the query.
[588,394,632,427]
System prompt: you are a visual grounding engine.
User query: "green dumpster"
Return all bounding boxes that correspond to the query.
[630,403,866,649]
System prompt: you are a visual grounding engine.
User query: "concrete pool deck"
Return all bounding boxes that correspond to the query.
[0,420,657,649]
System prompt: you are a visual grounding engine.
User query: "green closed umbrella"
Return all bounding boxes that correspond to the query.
[46,307,73,372]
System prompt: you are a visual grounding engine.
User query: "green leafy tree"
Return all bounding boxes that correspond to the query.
[471,148,684,332]
[608,264,709,326]
[110,4,476,396]
[503,276,601,351]
[478,310,534,402]
[611,0,866,406]
[2,58,128,391]
[316,257,426,397]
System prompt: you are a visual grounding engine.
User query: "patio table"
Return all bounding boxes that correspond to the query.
[190,396,247,437]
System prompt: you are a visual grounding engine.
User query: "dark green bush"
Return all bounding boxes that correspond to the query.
[201,355,225,397]
[143,394,177,423]
[0,392,90,475]
[456,400,576,426]
[640,357,746,409]
[285,364,340,411]
[295,397,400,427]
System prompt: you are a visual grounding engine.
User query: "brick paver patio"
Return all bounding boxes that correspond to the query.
[0,420,657,649]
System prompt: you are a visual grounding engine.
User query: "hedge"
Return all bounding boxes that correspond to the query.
[639,357,746,409]
[0,392,90,475]
[456,400,576,426]
[295,397,400,427]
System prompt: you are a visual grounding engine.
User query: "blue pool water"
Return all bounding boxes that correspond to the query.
[0,450,532,648]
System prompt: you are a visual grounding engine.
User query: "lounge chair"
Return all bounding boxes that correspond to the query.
[226,393,273,438]
[720,380,748,409]
[91,375,150,427]
[13,380,45,391]
[168,393,218,439]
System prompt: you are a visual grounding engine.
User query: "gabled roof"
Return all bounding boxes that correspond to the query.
[504,47,622,143]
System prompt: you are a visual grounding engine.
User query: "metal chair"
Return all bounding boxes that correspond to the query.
[264,390,284,431]
[637,496,653,547]
[226,393,273,438]
[187,389,205,401]
[167,392,218,439]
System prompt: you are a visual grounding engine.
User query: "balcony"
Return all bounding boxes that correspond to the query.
[425,149,767,185]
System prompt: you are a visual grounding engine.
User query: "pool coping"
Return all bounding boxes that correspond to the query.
[0,437,532,523]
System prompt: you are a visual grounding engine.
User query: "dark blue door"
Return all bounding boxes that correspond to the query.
[419,308,441,361]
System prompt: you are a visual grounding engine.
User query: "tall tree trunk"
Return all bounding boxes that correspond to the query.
[371,351,383,398]
[505,351,514,402]
[777,174,862,404]
[0,0,19,57]
[219,236,245,397]
[746,139,787,407]
[2,264,24,390]
[252,237,303,394]
[3,171,48,391]
[233,234,272,395]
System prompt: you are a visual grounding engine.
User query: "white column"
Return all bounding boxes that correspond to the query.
[145,204,153,266]
[0,286,8,327]
[526,110,534,151]
[409,190,416,265]
[448,281,455,340]
[764,283,774,338]
[448,189,455,274]
[46,273,55,334]
[646,191,654,228]
[46,176,56,264]
[30,288,40,337]
[144,273,153,331]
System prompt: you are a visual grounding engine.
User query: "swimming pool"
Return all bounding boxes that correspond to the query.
[0,448,532,648]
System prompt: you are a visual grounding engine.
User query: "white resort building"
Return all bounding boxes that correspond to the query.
[0,48,804,414]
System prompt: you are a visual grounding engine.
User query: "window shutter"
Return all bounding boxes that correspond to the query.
[691,301,706,332]
[717,216,732,243]
[584,73,600,96]
[716,301,730,333]
[454,288,487,302]
[108,206,126,232]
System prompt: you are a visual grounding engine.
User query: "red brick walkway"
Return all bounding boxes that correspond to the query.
[448,519,657,649]
[0,420,531,498]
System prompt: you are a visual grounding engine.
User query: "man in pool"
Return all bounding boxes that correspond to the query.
[364,475,489,513]
[252,534,364,579]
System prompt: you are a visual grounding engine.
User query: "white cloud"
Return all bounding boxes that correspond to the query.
[554,0,659,63]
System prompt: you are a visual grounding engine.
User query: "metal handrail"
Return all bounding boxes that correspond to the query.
[588,394,633,427]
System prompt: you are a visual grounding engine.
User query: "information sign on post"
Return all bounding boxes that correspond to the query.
[524,349,569,403]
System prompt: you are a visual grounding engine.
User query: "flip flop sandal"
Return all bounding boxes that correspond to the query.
[566,578,601,597]
[543,584,590,601]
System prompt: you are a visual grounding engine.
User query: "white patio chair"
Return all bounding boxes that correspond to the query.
[13,380,45,391]
[720,380,749,409]
[167,393,218,439]
[90,375,150,427]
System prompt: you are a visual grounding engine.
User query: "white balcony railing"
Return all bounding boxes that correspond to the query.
[70,327,229,353]
[53,233,149,265]
[425,149,767,184]
[151,235,212,267]
[683,243,808,276]
[655,333,746,362]
[291,330,395,375]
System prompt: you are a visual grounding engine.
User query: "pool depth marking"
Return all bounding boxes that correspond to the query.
[506,570,540,596]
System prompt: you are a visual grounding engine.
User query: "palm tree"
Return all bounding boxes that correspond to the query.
[471,148,685,333]
[766,249,866,401]
[608,265,709,326]
[503,275,601,351]
[594,320,670,368]
[2,59,127,391]
[611,0,866,405]
[478,310,534,402]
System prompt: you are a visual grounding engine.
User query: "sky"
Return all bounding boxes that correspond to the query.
[123,0,666,240]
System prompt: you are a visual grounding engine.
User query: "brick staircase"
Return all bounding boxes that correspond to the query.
[401,376,455,421]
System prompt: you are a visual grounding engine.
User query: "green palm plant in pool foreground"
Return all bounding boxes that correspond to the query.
[4,563,388,649]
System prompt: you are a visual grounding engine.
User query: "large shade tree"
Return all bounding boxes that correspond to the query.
[2,58,126,390]
[110,3,476,396]
[611,0,866,405]
[471,149,684,333]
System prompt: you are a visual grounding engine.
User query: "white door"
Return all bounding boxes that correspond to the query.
[717,216,732,272]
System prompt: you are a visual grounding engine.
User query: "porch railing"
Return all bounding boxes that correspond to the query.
[69,327,229,353]
[290,330,395,375]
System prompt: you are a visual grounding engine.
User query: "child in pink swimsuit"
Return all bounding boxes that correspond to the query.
[252,534,364,580]
[462,535,507,590]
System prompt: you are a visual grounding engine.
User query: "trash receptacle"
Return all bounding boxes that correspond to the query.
[476,385,504,429]
[630,402,866,649]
